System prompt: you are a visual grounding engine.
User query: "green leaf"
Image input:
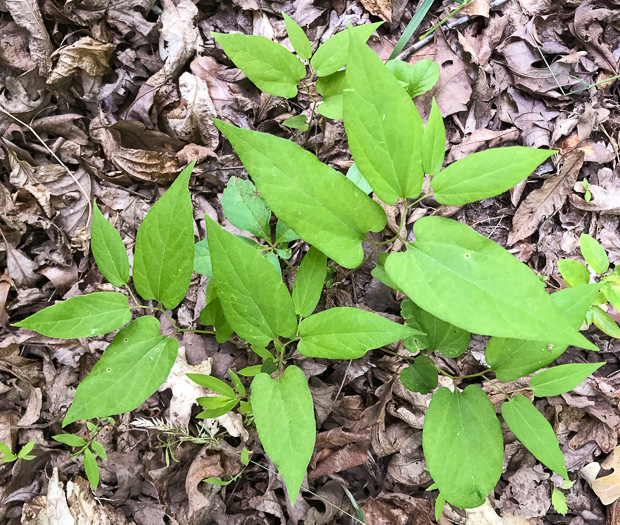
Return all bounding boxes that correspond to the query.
[552,488,568,516]
[487,284,601,381]
[229,370,245,398]
[18,440,35,458]
[63,316,178,425]
[603,281,620,311]
[435,492,446,522]
[204,477,233,486]
[558,259,590,287]
[591,305,620,337]
[251,345,274,361]
[371,252,402,292]
[53,434,88,447]
[282,115,309,131]
[221,177,271,240]
[275,221,299,244]
[530,362,605,397]
[385,217,597,350]
[194,238,213,278]
[188,373,236,398]
[423,385,503,508]
[298,307,419,359]
[292,247,327,318]
[422,98,445,176]
[432,148,556,205]
[311,22,382,77]
[200,282,233,343]
[501,395,568,480]
[214,120,386,268]
[346,164,372,194]
[197,396,239,418]
[580,234,609,274]
[240,447,250,466]
[212,33,305,98]
[133,163,194,309]
[91,202,130,287]
[90,440,107,460]
[400,357,438,394]
[316,71,344,120]
[238,365,262,377]
[343,31,424,204]
[251,366,315,504]
[206,215,297,346]
[83,448,99,490]
[86,422,97,434]
[14,292,131,339]
[261,359,277,374]
[283,13,311,60]
[401,300,470,358]
[386,59,439,98]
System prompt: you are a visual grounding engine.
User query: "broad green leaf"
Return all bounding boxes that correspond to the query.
[292,247,327,318]
[558,259,590,287]
[188,374,236,398]
[236,236,282,275]
[283,115,309,131]
[200,282,233,343]
[251,366,315,504]
[283,13,311,60]
[401,300,470,358]
[371,252,402,292]
[83,448,99,490]
[400,357,438,394]
[275,221,300,243]
[501,395,568,479]
[344,31,424,204]
[530,362,605,397]
[423,385,503,508]
[90,441,107,460]
[386,59,440,98]
[385,217,597,350]
[194,238,212,278]
[346,164,372,194]
[14,292,131,339]
[63,316,178,425]
[298,307,419,359]
[432,147,556,205]
[212,33,305,98]
[580,234,609,274]
[205,215,297,346]
[196,396,239,418]
[311,22,382,77]
[603,281,620,311]
[591,305,620,337]
[53,434,88,447]
[214,120,386,268]
[422,98,445,176]
[487,284,601,381]
[316,71,344,120]
[221,177,271,240]
[552,488,568,515]
[133,164,194,309]
[91,202,129,286]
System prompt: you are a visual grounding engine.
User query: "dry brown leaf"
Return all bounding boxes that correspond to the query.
[447,128,520,163]
[0,21,36,72]
[358,0,392,22]
[47,37,115,87]
[571,181,620,215]
[508,150,584,245]
[591,446,620,505]
[461,0,490,18]
[465,499,536,524]
[309,442,369,480]
[573,0,618,73]
[362,494,433,525]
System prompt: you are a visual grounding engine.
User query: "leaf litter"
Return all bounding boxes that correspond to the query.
[1,0,620,523]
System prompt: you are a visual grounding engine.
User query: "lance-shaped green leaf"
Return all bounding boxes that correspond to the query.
[63,316,178,425]
[196,396,239,419]
[292,247,327,318]
[283,115,308,131]
[501,395,568,480]
[188,373,236,398]
[298,307,419,359]
[212,33,305,98]
[487,284,601,381]
[214,120,386,268]
[311,22,382,77]
[432,147,556,205]
[580,234,609,274]
[558,259,590,287]
[251,366,315,504]
[343,31,424,204]
[199,281,233,343]
[83,448,99,490]
[401,300,470,358]
[14,292,131,339]
[591,305,620,337]
[346,163,372,194]
[386,58,440,98]
[603,281,620,311]
[205,216,297,346]
[530,362,605,397]
[316,71,344,120]
[422,98,445,176]
[400,357,438,394]
[133,164,194,309]
[385,217,597,350]
[91,202,130,287]
[423,385,503,508]
[221,176,271,240]
[283,13,311,60]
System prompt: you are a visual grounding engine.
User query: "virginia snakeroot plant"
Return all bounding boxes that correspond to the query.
[14,16,611,519]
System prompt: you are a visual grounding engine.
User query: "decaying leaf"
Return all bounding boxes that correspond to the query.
[589,446,620,505]
[508,150,584,245]
[47,37,115,87]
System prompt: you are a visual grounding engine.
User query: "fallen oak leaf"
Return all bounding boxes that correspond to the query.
[589,446,620,505]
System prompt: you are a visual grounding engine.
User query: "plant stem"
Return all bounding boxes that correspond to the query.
[418,0,472,41]
[177,328,216,335]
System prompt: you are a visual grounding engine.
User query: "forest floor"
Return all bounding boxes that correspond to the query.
[1,0,620,523]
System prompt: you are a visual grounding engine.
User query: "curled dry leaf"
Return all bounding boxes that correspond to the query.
[590,446,620,505]
[47,37,115,87]
[508,150,584,245]
[0,21,36,72]
[571,181,620,215]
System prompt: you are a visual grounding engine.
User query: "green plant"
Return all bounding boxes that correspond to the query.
[52,420,109,490]
[0,440,35,463]
[13,16,609,518]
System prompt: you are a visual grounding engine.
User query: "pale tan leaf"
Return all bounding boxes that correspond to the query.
[571,181,620,215]
[591,446,620,505]
[47,37,115,86]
